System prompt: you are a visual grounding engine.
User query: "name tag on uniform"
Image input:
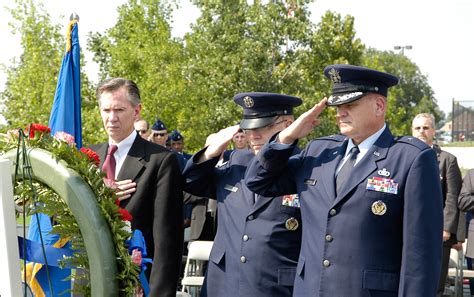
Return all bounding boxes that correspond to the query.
[304,178,317,186]
[224,184,238,192]
[366,177,398,195]
[282,194,300,208]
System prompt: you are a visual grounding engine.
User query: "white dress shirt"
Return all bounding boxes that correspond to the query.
[111,130,137,179]
[335,123,386,175]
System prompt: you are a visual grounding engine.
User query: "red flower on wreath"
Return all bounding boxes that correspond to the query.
[80,147,100,166]
[29,124,51,138]
[115,199,133,221]
[118,207,133,221]
[54,131,75,146]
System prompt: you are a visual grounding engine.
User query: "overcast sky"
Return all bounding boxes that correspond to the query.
[1,0,473,121]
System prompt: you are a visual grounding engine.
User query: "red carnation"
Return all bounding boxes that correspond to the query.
[79,147,100,166]
[118,207,133,221]
[28,124,51,138]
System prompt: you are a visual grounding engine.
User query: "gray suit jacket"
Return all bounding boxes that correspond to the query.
[434,144,462,243]
[91,134,184,297]
[459,169,474,257]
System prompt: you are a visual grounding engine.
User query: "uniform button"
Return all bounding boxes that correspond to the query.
[323,259,331,267]
[240,256,247,263]
[325,234,333,242]
[242,235,249,241]
[247,215,254,221]
[329,209,337,216]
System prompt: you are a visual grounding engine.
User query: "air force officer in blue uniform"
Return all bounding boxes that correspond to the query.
[245,65,443,296]
[183,93,303,297]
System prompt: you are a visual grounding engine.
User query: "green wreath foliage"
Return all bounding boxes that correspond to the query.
[0,126,139,296]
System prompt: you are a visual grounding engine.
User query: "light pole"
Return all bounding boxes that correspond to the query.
[394,45,412,55]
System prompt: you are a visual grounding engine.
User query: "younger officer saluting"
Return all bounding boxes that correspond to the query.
[184,93,303,297]
[246,65,443,296]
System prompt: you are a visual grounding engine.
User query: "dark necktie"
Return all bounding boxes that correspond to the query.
[102,144,118,180]
[336,146,359,194]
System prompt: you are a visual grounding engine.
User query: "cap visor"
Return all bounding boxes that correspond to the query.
[240,116,278,130]
[326,92,365,106]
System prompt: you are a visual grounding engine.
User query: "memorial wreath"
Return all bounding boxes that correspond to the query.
[0,124,140,296]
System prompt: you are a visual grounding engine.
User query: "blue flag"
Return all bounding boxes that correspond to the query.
[48,19,82,148]
[25,19,82,297]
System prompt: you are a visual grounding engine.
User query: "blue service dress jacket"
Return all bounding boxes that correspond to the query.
[245,127,443,297]
[183,148,302,297]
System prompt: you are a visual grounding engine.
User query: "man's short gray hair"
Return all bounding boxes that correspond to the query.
[96,78,141,107]
[412,113,436,128]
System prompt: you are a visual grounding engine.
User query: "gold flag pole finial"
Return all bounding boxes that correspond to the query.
[70,13,80,21]
[66,13,79,52]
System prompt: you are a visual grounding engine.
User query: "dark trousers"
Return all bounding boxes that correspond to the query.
[437,244,451,294]
[197,212,216,241]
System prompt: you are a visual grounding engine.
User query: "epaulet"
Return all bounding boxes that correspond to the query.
[395,136,429,150]
[315,134,345,142]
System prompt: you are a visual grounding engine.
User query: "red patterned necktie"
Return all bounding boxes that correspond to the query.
[102,144,118,180]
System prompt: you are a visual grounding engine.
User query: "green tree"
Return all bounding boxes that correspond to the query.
[362,48,443,135]
[1,0,63,128]
[87,0,187,142]
[0,0,100,146]
[297,11,364,141]
[182,3,364,149]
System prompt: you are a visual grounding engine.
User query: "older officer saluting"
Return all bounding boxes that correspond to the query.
[184,93,303,297]
[246,64,443,296]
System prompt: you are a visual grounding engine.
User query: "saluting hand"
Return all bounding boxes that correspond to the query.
[201,125,241,162]
[278,98,327,144]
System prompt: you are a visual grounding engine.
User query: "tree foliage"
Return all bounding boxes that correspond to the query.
[362,48,443,135]
[87,0,187,143]
[0,0,101,147]
[0,0,62,128]
[181,3,364,149]
[1,0,444,151]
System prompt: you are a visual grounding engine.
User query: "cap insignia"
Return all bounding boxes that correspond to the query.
[243,96,254,108]
[328,92,363,105]
[328,68,341,83]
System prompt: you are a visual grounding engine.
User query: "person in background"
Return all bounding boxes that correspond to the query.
[232,128,248,150]
[245,64,443,296]
[169,130,193,162]
[412,113,462,296]
[222,128,249,163]
[458,170,474,295]
[134,118,150,140]
[149,119,168,147]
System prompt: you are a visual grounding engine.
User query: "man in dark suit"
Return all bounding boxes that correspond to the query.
[91,78,184,297]
[412,113,462,295]
[184,92,303,297]
[246,65,443,296]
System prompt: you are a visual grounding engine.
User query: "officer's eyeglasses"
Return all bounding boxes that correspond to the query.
[136,129,148,135]
[243,118,288,134]
[153,132,167,137]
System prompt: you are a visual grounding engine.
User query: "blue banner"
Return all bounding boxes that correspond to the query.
[48,20,82,148]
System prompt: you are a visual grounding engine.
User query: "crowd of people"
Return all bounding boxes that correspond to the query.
[92,64,474,297]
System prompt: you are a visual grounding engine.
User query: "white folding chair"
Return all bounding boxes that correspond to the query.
[448,247,464,297]
[448,242,474,296]
[181,241,213,296]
